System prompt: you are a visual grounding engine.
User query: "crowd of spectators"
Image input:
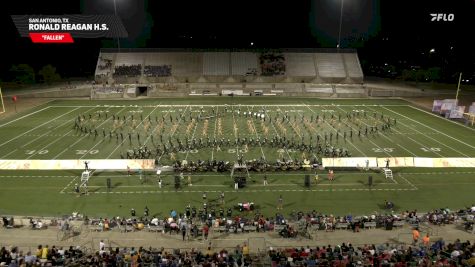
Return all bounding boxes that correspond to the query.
[144,65,172,77]
[0,244,259,266]
[259,53,286,76]
[0,245,85,266]
[113,64,142,77]
[2,205,474,265]
[1,238,475,266]
[268,239,475,266]
[97,58,113,71]
[81,203,475,241]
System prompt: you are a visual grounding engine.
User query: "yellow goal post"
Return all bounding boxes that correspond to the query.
[463,112,475,126]
[0,87,5,114]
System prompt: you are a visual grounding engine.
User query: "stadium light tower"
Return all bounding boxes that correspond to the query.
[337,0,344,51]
[113,0,120,51]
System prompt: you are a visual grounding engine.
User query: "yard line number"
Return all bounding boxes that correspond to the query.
[372,148,394,153]
[25,150,49,155]
[76,150,99,155]
[420,147,441,152]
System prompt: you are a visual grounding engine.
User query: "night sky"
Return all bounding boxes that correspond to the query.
[1,0,474,82]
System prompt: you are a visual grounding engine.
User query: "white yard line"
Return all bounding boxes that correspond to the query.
[231,106,240,158]
[106,105,161,159]
[0,107,80,148]
[51,104,410,108]
[263,107,292,160]
[64,187,417,194]
[53,107,125,159]
[23,106,98,154]
[155,105,190,161]
[246,105,266,160]
[409,105,475,132]
[1,149,18,158]
[279,106,318,159]
[211,106,218,161]
[381,106,475,152]
[358,106,429,157]
[141,104,166,147]
[397,174,418,190]
[0,106,51,127]
[184,107,200,161]
[303,103,367,157]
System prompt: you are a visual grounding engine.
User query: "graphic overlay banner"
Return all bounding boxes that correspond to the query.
[11,15,127,43]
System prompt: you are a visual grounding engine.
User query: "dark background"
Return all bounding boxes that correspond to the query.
[1,0,474,83]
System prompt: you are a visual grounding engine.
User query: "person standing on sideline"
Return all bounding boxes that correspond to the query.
[423,233,430,247]
[127,166,131,176]
[130,208,136,217]
[263,174,268,186]
[234,180,239,190]
[99,240,105,251]
[203,224,209,240]
[158,178,162,188]
[181,224,187,241]
[277,195,283,210]
[220,191,225,206]
[385,158,390,169]
[202,192,207,202]
[314,173,319,185]
[328,169,334,181]
[144,206,149,217]
[188,175,192,186]
[412,228,420,245]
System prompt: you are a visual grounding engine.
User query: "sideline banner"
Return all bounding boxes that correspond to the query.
[0,159,155,170]
[322,157,474,168]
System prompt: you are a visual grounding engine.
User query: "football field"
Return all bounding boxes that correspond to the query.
[1,97,475,217]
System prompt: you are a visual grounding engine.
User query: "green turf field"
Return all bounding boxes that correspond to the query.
[1,97,475,217]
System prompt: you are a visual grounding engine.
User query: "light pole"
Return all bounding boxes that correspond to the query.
[113,0,120,51]
[337,0,344,51]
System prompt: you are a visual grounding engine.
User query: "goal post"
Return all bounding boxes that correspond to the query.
[0,87,5,114]
[463,113,475,126]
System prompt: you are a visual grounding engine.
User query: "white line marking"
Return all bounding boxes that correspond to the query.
[185,107,200,161]
[50,104,411,108]
[304,103,367,156]
[1,149,18,158]
[106,106,160,159]
[54,107,124,159]
[361,106,431,157]
[264,106,292,160]
[246,105,265,159]
[409,105,475,132]
[211,106,218,161]
[0,107,80,148]
[382,106,475,151]
[0,106,51,127]
[21,106,98,149]
[397,174,418,190]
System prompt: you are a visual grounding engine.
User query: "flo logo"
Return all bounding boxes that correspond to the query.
[430,13,454,21]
